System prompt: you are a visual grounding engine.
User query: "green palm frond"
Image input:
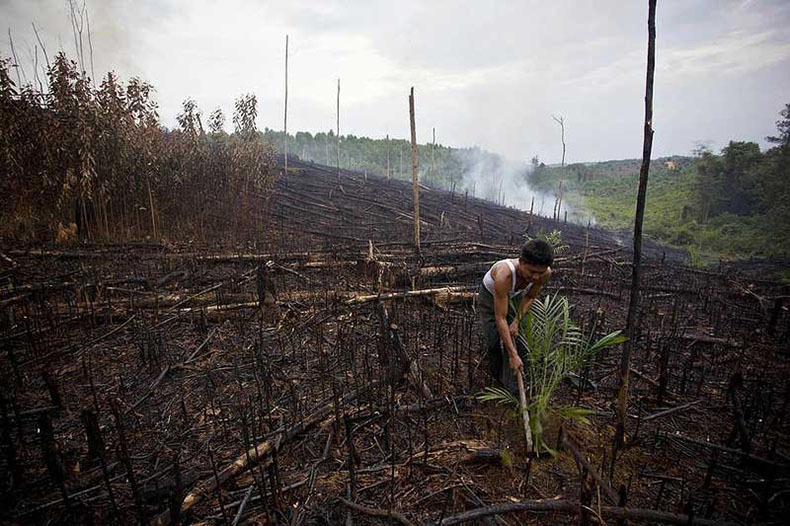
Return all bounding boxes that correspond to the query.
[524,228,570,254]
[477,386,521,410]
[559,406,595,426]
[505,293,627,453]
[486,293,626,454]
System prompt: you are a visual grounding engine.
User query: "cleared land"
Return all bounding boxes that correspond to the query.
[1,158,788,524]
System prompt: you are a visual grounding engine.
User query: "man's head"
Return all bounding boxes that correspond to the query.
[518,239,553,282]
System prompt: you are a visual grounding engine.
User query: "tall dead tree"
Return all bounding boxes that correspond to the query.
[8,29,23,88]
[336,78,341,177]
[431,127,436,183]
[409,87,421,252]
[613,0,657,467]
[283,35,289,174]
[386,134,391,180]
[552,115,566,220]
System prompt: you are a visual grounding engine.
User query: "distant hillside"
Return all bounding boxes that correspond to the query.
[262,129,519,203]
[528,146,789,266]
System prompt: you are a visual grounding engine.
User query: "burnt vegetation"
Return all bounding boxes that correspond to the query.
[0,55,276,245]
[2,24,790,526]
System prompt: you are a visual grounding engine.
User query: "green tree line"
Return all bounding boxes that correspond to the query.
[264,129,508,196]
[526,103,790,262]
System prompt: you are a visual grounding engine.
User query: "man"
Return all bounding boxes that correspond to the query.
[478,239,553,393]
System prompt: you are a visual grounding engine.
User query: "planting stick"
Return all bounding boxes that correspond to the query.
[516,371,533,453]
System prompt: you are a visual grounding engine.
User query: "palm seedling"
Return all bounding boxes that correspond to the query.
[479,293,626,455]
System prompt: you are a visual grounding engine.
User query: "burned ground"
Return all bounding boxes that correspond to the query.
[1,159,789,525]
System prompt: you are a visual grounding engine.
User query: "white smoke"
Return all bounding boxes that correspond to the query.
[452,147,586,223]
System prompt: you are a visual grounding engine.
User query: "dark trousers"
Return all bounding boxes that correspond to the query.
[477,285,527,394]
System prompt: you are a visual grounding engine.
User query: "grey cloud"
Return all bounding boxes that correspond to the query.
[1,0,788,165]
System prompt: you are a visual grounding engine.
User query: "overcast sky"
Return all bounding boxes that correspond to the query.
[2,0,789,164]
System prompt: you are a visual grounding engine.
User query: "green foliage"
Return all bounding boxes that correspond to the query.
[538,103,790,263]
[525,228,569,255]
[517,294,626,454]
[499,449,513,469]
[478,294,625,455]
[558,407,594,425]
[262,129,511,196]
[477,386,521,415]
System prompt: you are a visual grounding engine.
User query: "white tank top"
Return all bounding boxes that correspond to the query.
[482,259,533,298]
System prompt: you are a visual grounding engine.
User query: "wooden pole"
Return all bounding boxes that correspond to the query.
[431,127,436,184]
[614,0,657,467]
[386,134,391,180]
[516,373,533,452]
[409,87,420,252]
[283,35,289,174]
[324,134,329,165]
[336,78,341,177]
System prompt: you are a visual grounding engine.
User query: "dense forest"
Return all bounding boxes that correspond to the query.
[528,104,790,264]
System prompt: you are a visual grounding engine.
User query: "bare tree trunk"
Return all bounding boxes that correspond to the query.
[147,178,158,240]
[431,127,436,184]
[386,134,391,180]
[336,78,341,177]
[552,115,566,220]
[8,29,23,88]
[86,8,95,84]
[613,0,657,469]
[409,88,420,252]
[283,35,289,174]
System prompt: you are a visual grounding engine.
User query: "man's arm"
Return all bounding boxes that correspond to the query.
[493,269,523,372]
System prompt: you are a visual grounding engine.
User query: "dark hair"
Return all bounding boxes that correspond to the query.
[520,239,554,266]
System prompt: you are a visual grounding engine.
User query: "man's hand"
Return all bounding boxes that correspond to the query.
[509,320,519,341]
[508,352,523,372]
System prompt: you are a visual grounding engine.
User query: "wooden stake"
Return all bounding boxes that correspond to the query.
[386,134,391,180]
[283,34,289,174]
[516,372,534,453]
[336,78,341,177]
[614,0,657,465]
[409,87,420,252]
[431,127,436,183]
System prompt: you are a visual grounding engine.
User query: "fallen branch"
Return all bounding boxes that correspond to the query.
[629,367,679,400]
[346,285,475,305]
[24,314,137,365]
[680,331,740,348]
[151,382,379,526]
[643,399,701,422]
[558,429,618,504]
[337,496,415,526]
[555,286,619,299]
[439,498,735,525]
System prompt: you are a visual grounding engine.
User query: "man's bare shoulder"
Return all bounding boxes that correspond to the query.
[491,262,512,294]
